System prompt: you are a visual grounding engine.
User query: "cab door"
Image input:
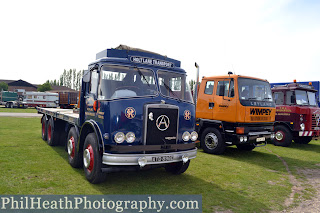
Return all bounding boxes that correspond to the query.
[213,78,237,123]
[85,68,99,121]
[196,80,215,119]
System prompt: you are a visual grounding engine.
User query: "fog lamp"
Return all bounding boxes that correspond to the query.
[271,133,275,139]
[244,136,248,142]
[182,155,189,163]
[240,136,244,142]
[138,157,147,167]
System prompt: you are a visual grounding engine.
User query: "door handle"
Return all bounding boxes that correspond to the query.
[209,102,214,109]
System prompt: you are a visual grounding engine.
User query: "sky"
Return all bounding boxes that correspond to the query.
[0,0,320,85]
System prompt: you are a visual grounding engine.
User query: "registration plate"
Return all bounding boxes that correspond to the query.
[256,137,265,142]
[152,156,174,162]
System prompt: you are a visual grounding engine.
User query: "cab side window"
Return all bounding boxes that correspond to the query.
[204,81,214,95]
[90,70,99,95]
[273,92,284,105]
[216,79,234,97]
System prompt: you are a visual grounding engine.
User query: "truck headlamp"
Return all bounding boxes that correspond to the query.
[182,132,191,141]
[114,132,125,144]
[300,123,305,131]
[126,132,135,143]
[190,131,198,141]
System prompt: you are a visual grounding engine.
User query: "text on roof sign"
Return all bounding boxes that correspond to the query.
[130,56,174,68]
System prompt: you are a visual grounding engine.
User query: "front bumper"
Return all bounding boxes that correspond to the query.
[102,148,197,166]
[226,131,274,145]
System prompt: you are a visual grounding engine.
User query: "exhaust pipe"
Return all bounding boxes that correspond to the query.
[194,62,200,105]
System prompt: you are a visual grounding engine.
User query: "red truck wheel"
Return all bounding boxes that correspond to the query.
[83,133,106,184]
[273,126,292,147]
[67,127,82,168]
[46,117,59,146]
[165,160,190,175]
[41,116,47,141]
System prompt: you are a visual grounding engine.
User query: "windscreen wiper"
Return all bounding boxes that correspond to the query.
[162,80,181,102]
[134,66,150,87]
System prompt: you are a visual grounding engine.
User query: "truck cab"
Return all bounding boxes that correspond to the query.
[39,45,197,183]
[196,74,275,154]
[272,82,320,146]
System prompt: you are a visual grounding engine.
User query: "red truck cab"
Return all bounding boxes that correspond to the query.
[272,82,320,146]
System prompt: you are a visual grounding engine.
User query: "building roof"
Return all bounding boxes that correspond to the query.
[0,79,15,84]
[50,85,77,93]
[8,79,38,88]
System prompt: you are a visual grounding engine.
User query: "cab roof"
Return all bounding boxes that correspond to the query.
[271,83,317,92]
[202,74,269,82]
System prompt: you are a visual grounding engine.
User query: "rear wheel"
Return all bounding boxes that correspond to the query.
[47,117,60,146]
[41,116,47,141]
[200,128,226,155]
[67,127,82,168]
[273,126,292,147]
[294,136,312,144]
[165,160,190,175]
[83,133,106,184]
[236,144,255,151]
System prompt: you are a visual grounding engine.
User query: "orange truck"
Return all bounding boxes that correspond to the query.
[195,72,276,154]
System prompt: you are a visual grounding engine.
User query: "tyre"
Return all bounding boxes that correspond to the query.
[294,136,312,144]
[67,127,82,168]
[165,160,190,175]
[273,126,292,147]
[83,133,107,184]
[200,128,226,155]
[236,144,255,151]
[5,102,9,108]
[41,116,47,141]
[46,117,60,146]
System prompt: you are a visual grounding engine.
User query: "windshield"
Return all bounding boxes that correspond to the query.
[238,78,273,101]
[158,70,193,103]
[98,65,157,100]
[295,90,317,106]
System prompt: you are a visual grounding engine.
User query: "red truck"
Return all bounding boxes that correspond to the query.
[272,81,320,146]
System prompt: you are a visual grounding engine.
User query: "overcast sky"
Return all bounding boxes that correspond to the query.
[0,0,319,85]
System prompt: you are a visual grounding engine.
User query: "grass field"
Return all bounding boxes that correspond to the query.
[0,106,37,113]
[0,117,319,212]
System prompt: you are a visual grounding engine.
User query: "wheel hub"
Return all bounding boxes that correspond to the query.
[83,145,94,172]
[205,133,218,149]
[67,137,75,157]
[275,131,284,141]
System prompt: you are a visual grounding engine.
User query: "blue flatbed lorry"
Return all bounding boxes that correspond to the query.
[37,45,198,183]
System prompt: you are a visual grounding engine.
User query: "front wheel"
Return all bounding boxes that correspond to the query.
[273,126,292,147]
[165,160,190,175]
[83,133,107,184]
[200,128,226,155]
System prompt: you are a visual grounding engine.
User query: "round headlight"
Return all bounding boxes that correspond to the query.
[300,123,305,131]
[190,131,198,141]
[240,136,244,142]
[114,132,125,144]
[244,136,248,142]
[126,132,135,143]
[182,131,191,141]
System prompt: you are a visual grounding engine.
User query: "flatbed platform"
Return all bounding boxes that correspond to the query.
[37,107,79,125]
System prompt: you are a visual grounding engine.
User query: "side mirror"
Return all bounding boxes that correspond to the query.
[219,85,225,96]
[83,70,90,83]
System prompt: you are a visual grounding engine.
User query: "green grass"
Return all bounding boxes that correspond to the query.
[0,106,37,113]
[0,117,319,212]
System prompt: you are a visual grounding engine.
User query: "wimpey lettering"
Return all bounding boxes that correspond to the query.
[250,108,272,115]
[130,56,174,68]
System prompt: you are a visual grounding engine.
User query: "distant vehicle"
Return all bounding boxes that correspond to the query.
[59,91,78,109]
[272,81,320,146]
[0,91,26,108]
[270,81,320,107]
[24,92,59,108]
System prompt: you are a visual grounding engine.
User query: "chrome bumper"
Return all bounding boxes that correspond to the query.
[102,148,197,166]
